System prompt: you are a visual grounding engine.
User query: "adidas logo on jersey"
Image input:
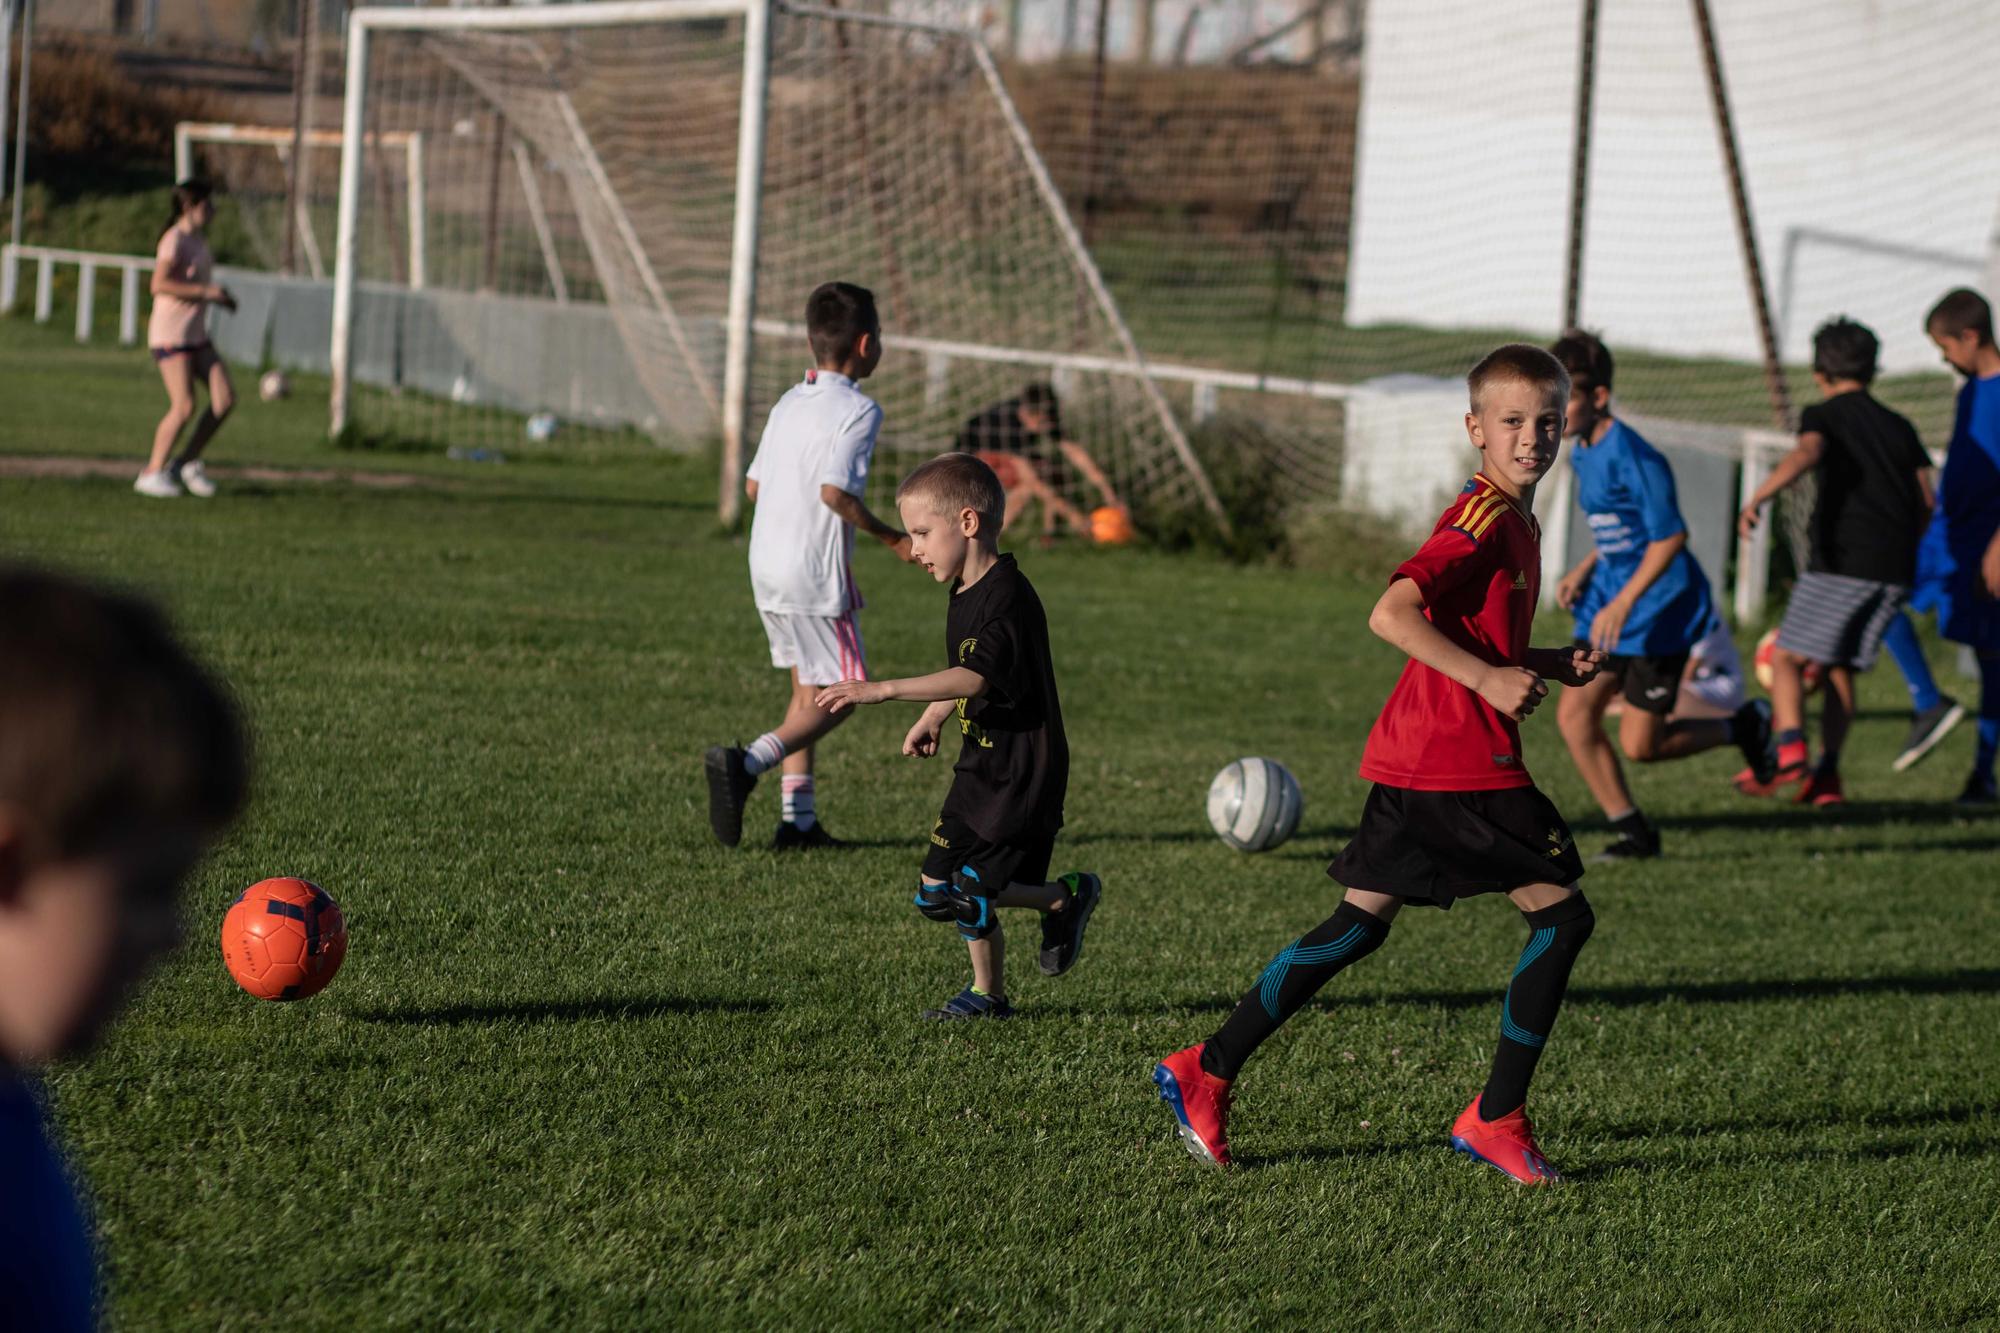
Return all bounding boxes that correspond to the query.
[1511,570,1528,590]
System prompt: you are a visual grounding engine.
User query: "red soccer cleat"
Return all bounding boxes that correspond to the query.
[1152,1043,1233,1167]
[1796,769,1845,806]
[1733,759,1806,797]
[1449,1097,1563,1185]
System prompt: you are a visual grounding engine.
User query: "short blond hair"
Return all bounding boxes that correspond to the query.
[1468,343,1570,412]
[896,452,1005,532]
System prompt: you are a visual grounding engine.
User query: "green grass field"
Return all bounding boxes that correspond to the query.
[3,315,1998,1329]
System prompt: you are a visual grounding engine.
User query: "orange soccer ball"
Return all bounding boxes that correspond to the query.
[220,877,348,1001]
[1090,505,1136,546]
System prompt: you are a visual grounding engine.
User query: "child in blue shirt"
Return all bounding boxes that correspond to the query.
[1923,288,2000,803]
[0,567,248,1329]
[1550,332,1773,858]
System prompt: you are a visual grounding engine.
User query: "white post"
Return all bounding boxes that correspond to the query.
[32,251,50,321]
[0,244,15,311]
[512,138,566,302]
[329,12,370,437]
[1190,381,1218,424]
[405,131,426,289]
[924,351,950,410]
[1538,452,1574,610]
[174,121,192,182]
[718,0,771,528]
[1735,439,1771,624]
[73,258,93,341]
[118,262,139,344]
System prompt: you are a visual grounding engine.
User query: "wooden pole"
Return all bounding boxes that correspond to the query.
[480,112,506,290]
[1080,0,1109,243]
[1690,0,1790,430]
[280,0,314,273]
[1136,0,1156,64]
[1560,0,1597,331]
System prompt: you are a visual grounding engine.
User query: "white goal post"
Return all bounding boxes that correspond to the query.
[329,0,1229,532]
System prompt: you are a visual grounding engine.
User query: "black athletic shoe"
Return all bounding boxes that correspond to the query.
[1954,771,1999,807]
[772,820,847,851]
[1893,697,1965,773]
[1594,823,1661,863]
[922,987,1016,1021]
[1733,699,1777,785]
[1037,871,1103,977]
[703,745,756,847]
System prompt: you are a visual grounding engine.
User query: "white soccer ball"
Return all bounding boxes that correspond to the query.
[525,412,559,443]
[1206,757,1303,853]
[258,369,290,402]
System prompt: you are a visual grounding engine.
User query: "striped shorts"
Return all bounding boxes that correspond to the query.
[1775,572,1906,670]
[758,609,867,686]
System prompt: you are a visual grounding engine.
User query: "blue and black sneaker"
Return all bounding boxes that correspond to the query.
[1038,872,1103,977]
[922,987,1015,1021]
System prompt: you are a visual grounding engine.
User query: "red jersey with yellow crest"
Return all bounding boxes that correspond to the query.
[1358,474,1542,792]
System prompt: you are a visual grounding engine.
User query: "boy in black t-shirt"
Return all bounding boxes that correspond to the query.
[816,452,1101,1019]
[1738,316,1938,804]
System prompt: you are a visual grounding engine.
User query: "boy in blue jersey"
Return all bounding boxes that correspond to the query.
[1738,317,1937,805]
[1550,332,1773,858]
[0,567,248,1330]
[1923,289,2000,803]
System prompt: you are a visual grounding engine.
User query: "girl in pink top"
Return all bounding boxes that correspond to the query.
[139,181,237,498]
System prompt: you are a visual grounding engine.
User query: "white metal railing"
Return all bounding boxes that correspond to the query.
[1,244,154,345]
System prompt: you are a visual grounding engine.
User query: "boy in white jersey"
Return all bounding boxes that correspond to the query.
[705,283,913,850]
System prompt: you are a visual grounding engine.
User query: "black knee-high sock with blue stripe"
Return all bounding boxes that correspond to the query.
[1479,893,1595,1120]
[1200,902,1392,1080]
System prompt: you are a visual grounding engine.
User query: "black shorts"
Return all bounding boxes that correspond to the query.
[1579,640,1689,716]
[921,811,1056,892]
[1327,783,1584,909]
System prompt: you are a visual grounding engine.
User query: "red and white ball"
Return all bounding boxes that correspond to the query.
[1752,627,1823,696]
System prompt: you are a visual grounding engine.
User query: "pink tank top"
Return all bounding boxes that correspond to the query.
[147,226,213,350]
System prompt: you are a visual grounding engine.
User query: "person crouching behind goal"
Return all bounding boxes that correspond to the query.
[815,453,1102,1020]
[1152,345,1605,1184]
[704,282,913,851]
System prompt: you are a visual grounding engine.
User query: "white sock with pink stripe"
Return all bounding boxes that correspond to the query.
[743,732,786,776]
[780,774,816,830]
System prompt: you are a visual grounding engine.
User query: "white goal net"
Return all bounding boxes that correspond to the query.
[331,0,1224,527]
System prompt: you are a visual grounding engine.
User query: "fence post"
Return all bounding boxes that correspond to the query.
[119,263,140,344]
[74,258,94,341]
[924,351,950,410]
[1735,439,1771,624]
[0,243,16,311]
[33,251,51,321]
[1191,381,1218,424]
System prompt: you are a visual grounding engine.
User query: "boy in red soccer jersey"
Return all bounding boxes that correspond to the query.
[1152,345,1604,1185]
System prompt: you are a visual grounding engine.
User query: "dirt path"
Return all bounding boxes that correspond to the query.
[0,455,442,490]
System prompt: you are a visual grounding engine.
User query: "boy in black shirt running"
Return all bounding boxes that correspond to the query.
[816,452,1102,1019]
[1737,316,1938,803]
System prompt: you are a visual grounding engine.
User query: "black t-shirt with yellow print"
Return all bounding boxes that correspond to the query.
[942,553,1068,842]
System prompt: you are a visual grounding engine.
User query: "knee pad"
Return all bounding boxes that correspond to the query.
[913,879,956,924]
[949,866,997,941]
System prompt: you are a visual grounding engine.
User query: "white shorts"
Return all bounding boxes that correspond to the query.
[759,609,868,685]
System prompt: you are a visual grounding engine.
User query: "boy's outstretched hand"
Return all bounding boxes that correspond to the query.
[815,679,890,712]
[1545,644,1605,688]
